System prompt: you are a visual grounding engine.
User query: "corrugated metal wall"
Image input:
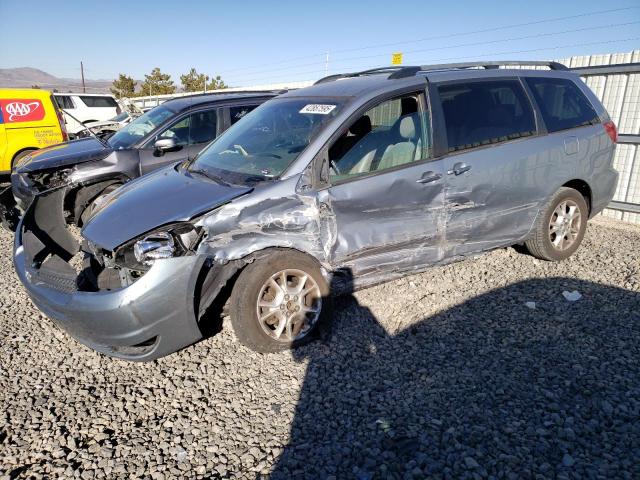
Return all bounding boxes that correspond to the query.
[559,50,640,224]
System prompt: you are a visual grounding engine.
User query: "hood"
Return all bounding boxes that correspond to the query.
[16,137,112,173]
[82,165,252,250]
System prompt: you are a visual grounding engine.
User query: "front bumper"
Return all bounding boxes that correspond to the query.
[14,210,208,361]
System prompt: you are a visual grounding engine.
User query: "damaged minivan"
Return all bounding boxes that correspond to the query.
[14,62,618,360]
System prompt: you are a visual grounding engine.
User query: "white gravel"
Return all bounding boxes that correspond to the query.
[1,216,639,479]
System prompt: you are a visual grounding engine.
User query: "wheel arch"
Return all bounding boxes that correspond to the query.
[562,179,592,216]
[193,246,330,332]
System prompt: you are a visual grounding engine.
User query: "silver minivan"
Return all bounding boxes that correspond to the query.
[14,61,618,360]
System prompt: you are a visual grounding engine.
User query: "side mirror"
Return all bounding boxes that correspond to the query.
[154,138,178,152]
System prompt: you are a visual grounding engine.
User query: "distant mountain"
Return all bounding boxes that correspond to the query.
[0,67,113,93]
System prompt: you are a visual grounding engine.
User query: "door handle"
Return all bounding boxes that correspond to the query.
[416,171,442,184]
[447,162,471,175]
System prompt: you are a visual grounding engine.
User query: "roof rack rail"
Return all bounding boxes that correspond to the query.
[389,60,568,79]
[315,61,568,84]
[314,66,407,85]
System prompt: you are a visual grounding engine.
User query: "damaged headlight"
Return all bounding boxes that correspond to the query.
[29,168,74,192]
[116,223,202,270]
[134,231,175,265]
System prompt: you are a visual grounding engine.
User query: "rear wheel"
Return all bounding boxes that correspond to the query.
[525,187,588,261]
[229,250,330,352]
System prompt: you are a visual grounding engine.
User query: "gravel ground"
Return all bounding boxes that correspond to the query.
[1,217,639,479]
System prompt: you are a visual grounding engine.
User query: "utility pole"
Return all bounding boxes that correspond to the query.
[80,61,86,93]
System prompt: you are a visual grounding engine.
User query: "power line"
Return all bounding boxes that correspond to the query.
[217,5,640,76]
[227,37,640,86]
[224,20,640,82]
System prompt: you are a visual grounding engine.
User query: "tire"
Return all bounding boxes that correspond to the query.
[229,250,331,353]
[75,182,121,227]
[525,187,588,262]
[12,149,36,169]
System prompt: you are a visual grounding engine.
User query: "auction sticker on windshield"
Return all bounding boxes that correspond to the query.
[299,104,336,115]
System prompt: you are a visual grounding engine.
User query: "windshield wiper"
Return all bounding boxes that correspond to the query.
[189,168,231,187]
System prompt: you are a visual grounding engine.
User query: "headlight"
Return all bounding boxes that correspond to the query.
[116,223,201,270]
[134,231,175,265]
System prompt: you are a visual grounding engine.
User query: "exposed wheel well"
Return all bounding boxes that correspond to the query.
[562,179,592,215]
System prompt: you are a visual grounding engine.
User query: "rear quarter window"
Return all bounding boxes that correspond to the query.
[438,79,536,153]
[230,105,258,124]
[55,95,75,109]
[79,96,118,108]
[525,77,599,133]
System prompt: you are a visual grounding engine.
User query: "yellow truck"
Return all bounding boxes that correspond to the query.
[0,88,68,173]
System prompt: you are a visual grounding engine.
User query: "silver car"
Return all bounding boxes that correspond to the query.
[14,61,618,360]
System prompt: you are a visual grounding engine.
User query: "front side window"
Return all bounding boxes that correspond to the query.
[156,109,217,146]
[525,77,599,133]
[188,109,217,144]
[80,96,118,108]
[158,116,191,146]
[108,104,177,149]
[439,80,536,153]
[329,93,429,182]
[190,97,345,183]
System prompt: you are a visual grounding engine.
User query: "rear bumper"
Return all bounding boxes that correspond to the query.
[591,168,619,217]
[13,207,207,361]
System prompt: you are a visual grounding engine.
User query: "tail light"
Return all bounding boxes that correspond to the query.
[51,95,68,142]
[603,120,617,144]
[56,108,68,142]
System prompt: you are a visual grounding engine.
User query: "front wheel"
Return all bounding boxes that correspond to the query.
[525,187,588,261]
[229,250,330,352]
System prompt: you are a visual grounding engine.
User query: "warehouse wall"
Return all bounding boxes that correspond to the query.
[559,50,640,223]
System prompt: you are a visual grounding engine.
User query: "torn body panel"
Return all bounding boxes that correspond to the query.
[198,176,333,266]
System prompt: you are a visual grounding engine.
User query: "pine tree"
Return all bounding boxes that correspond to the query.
[110,73,136,98]
[180,68,208,92]
[139,68,176,96]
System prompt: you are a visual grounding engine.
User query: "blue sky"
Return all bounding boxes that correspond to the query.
[1,0,639,88]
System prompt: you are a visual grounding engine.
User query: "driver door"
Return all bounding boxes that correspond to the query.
[317,91,448,280]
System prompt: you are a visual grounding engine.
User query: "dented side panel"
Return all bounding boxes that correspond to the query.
[318,158,447,279]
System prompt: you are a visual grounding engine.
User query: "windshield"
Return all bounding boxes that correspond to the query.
[108,104,176,149]
[190,97,344,183]
[110,111,130,122]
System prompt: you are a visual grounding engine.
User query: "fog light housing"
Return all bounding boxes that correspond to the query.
[133,232,175,266]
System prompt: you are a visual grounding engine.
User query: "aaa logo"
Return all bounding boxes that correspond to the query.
[1,99,45,123]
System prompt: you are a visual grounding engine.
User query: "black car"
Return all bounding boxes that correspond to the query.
[0,91,278,229]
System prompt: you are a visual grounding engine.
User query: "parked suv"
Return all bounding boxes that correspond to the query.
[1,92,277,229]
[54,93,120,136]
[14,61,618,361]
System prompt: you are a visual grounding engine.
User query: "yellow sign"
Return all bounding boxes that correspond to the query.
[391,52,403,65]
